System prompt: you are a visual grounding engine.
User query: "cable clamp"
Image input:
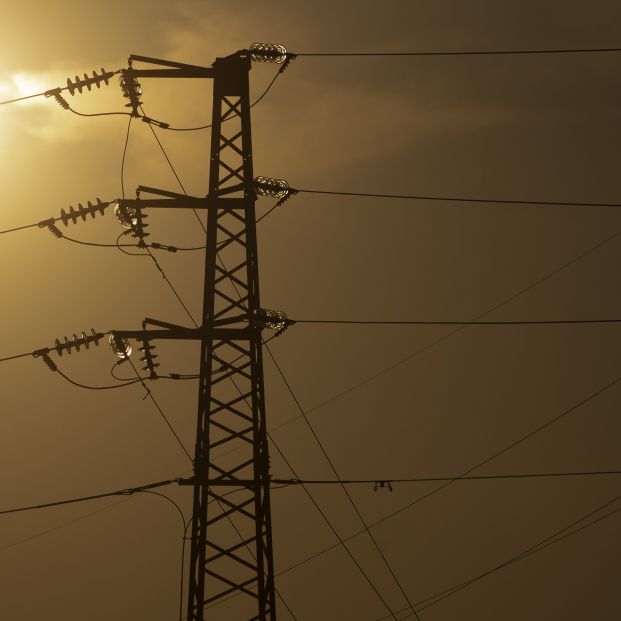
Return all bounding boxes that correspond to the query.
[44,88,70,110]
[38,219,63,238]
[373,480,393,492]
[275,318,295,337]
[279,53,297,73]
[32,349,57,372]
[140,115,170,129]
[150,242,178,253]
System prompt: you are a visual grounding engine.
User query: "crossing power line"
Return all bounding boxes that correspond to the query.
[386,493,621,616]
[262,369,621,590]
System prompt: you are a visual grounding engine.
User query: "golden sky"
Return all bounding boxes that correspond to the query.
[1,1,621,620]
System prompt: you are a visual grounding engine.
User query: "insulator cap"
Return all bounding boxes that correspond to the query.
[113,202,138,229]
[130,209,150,239]
[109,334,132,359]
[54,329,101,356]
[249,43,288,64]
[119,69,143,113]
[138,340,159,378]
[254,308,288,331]
[59,199,108,227]
[66,68,114,96]
[254,176,290,198]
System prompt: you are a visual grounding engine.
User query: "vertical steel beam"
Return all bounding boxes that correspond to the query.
[186,53,276,621]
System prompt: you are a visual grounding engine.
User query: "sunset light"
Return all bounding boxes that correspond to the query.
[10,73,47,104]
[1,4,619,621]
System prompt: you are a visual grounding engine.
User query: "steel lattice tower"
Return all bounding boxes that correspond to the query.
[185,52,276,620]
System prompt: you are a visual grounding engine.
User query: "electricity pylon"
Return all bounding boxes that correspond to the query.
[114,48,284,620]
[186,50,276,621]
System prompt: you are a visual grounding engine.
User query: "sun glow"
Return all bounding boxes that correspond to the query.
[11,73,48,104]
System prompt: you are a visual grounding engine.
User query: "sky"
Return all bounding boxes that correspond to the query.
[1,1,621,619]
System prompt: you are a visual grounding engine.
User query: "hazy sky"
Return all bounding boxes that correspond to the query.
[1,2,621,620]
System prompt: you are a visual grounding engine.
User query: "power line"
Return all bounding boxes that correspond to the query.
[145,246,199,328]
[110,360,200,382]
[0,221,40,236]
[275,469,621,486]
[139,105,208,236]
[111,89,197,316]
[256,198,288,225]
[0,91,55,106]
[294,188,621,208]
[2,311,619,371]
[2,336,109,368]
[265,344,417,620]
[249,66,285,108]
[140,106,188,193]
[120,115,133,200]
[61,234,202,252]
[125,355,193,463]
[2,47,618,109]
[39,357,195,468]
[0,478,177,516]
[251,184,621,228]
[139,489,187,621]
[0,475,277,557]
[0,351,32,364]
[6,184,621,245]
[39,468,609,496]
[295,47,621,57]
[68,106,131,119]
[0,496,134,553]
[55,367,141,391]
[291,318,621,326]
